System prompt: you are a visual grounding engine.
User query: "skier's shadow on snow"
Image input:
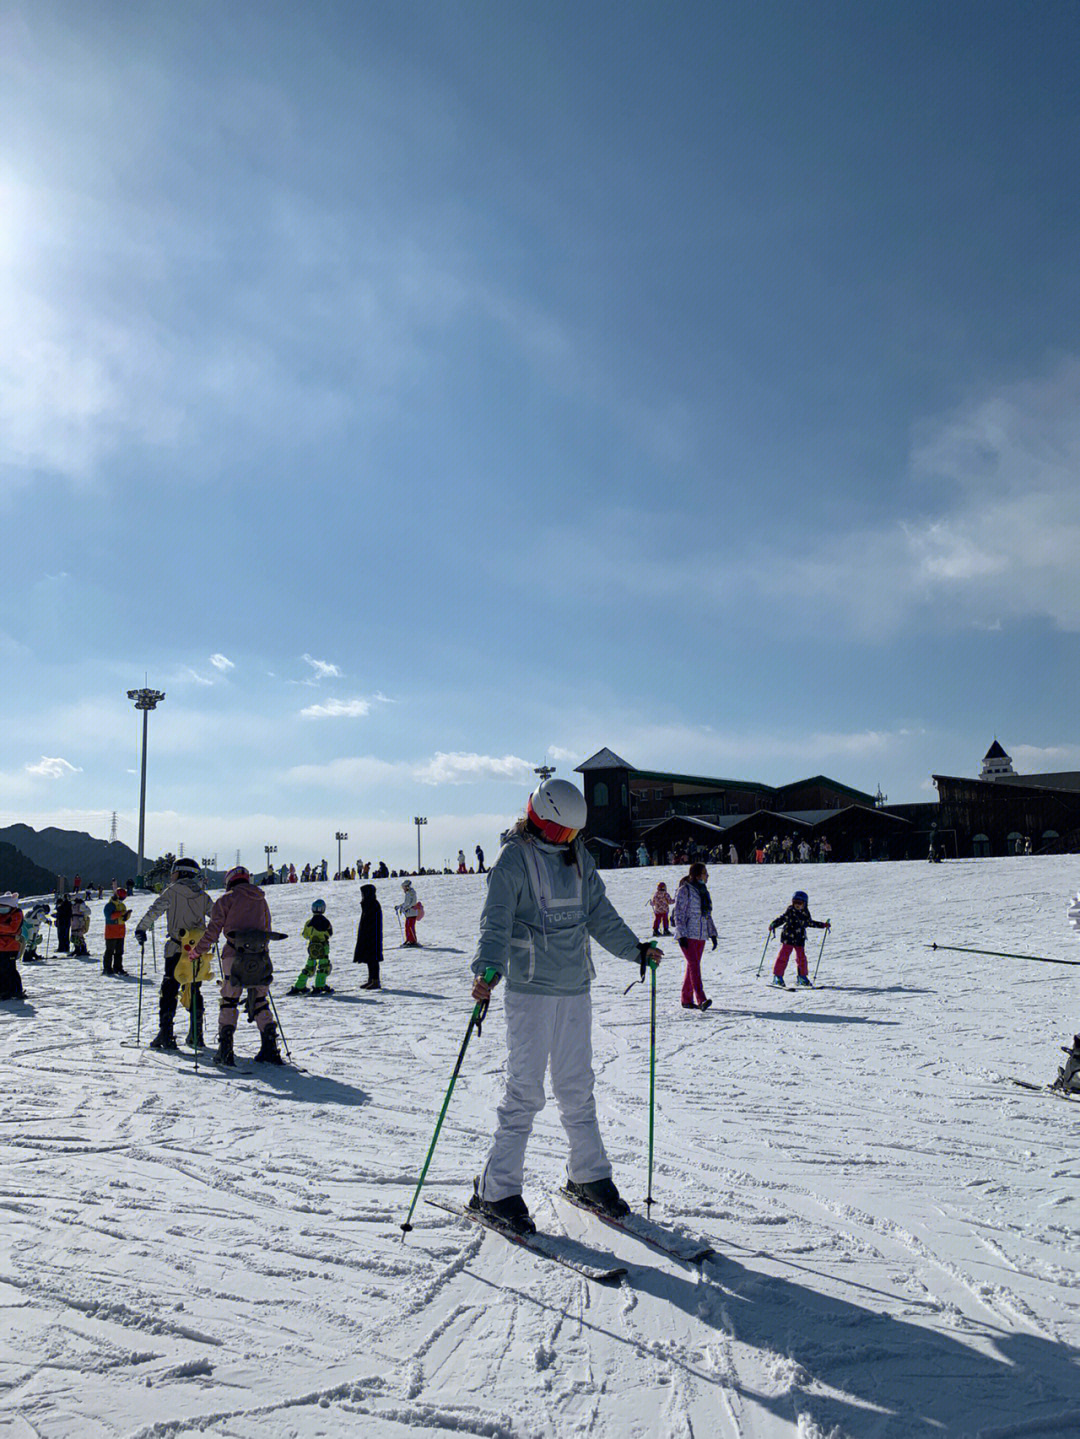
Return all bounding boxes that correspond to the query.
[722,1008,899,1026]
[244,1065,369,1107]
[379,987,445,1001]
[0,998,36,1016]
[477,1252,1079,1433]
[822,983,933,995]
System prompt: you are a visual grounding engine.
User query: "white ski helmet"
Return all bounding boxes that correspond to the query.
[527,778,587,844]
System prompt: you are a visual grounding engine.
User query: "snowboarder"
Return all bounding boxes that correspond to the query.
[649,881,674,936]
[189,866,283,1066]
[54,893,72,953]
[673,863,717,1010]
[353,883,383,988]
[398,880,422,946]
[134,858,214,1051]
[70,893,91,957]
[102,888,131,974]
[769,889,829,988]
[468,778,661,1234]
[290,899,334,994]
[0,893,26,1000]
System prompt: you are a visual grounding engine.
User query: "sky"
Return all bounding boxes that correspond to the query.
[1,0,1079,870]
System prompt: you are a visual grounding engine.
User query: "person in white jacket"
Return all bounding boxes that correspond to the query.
[135,858,214,1051]
[469,779,660,1234]
[398,880,421,946]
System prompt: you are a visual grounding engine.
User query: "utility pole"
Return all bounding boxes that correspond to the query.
[413,816,427,872]
[127,687,165,887]
[335,831,348,876]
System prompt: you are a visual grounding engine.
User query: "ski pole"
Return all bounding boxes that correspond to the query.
[43,920,52,963]
[646,951,657,1215]
[151,926,158,975]
[136,936,145,1043]
[756,928,772,978]
[267,991,292,1061]
[929,942,1080,967]
[401,966,499,1236]
[813,924,830,983]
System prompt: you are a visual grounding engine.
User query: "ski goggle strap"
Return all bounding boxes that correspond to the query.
[526,797,579,845]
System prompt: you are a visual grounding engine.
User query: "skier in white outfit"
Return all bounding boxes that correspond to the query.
[469,778,660,1234]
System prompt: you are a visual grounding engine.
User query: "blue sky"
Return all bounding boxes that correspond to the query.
[2,0,1079,870]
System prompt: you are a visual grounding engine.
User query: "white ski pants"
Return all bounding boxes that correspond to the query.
[481,988,611,1202]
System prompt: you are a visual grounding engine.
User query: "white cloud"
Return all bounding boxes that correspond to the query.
[300,698,372,719]
[302,654,343,681]
[413,752,536,785]
[183,668,213,687]
[547,747,580,763]
[25,756,82,778]
[1010,743,1080,772]
[209,654,234,672]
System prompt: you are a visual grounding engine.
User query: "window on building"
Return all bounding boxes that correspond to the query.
[972,833,990,858]
[593,782,608,808]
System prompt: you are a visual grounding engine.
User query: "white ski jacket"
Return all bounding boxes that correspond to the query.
[472,832,641,996]
[135,879,214,955]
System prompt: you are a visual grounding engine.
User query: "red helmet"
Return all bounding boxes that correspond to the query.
[225,865,251,889]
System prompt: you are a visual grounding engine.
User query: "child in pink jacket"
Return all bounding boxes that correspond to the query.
[190,866,283,1067]
[649,882,674,936]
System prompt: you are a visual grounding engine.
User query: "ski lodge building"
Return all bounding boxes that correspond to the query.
[574,742,1080,864]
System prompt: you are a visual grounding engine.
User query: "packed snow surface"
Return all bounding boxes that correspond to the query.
[2,857,1079,1438]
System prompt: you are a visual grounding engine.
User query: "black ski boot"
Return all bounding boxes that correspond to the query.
[1052,1035,1080,1094]
[184,990,205,1048]
[566,1177,631,1219]
[214,1027,236,1067]
[254,1022,284,1065]
[148,1027,178,1051]
[469,1182,536,1235]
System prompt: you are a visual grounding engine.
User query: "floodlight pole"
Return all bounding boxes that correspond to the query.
[534,764,556,783]
[336,831,348,875]
[414,816,427,871]
[265,843,277,878]
[127,687,165,887]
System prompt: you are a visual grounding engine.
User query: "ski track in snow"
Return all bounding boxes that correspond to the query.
[2,858,1079,1437]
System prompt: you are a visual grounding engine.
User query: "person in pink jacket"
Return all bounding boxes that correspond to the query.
[190,866,284,1067]
[649,881,674,936]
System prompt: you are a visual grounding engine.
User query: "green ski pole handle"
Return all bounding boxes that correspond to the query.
[401,967,499,1236]
[813,924,830,983]
[756,928,772,977]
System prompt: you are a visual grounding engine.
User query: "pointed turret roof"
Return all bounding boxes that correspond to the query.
[576,748,634,771]
[984,739,1010,760]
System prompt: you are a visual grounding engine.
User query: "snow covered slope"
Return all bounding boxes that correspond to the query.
[2,857,1078,1437]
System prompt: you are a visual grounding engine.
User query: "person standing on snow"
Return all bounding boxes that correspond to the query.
[0,894,26,1001]
[769,889,829,988]
[353,883,384,988]
[398,880,422,946]
[19,903,51,964]
[135,858,215,1051]
[673,863,717,1011]
[188,866,283,1067]
[457,850,468,874]
[290,899,334,994]
[102,888,131,975]
[70,893,91,957]
[649,881,674,936]
[54,893,72,953]
[475,844,485,874]
[468,778,661,1234]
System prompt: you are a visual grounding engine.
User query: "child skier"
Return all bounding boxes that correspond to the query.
[1050,893,1080,1093]
[135,858,215,1051]
[398,880,422,946]
[0,893,26,1000]
[19,903,51,963]
[189,866,284,1066]
[769,889,829,988]
[673,863,717,1010]
[469,778,661,1233]
[70,893,91,957]
[102,888,131,975]
[353,883,383,988]
[290,899,334,994]
[649,881,674,936]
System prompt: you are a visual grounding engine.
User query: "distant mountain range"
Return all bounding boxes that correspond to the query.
[0,841,58,897]
[0,824,143,890]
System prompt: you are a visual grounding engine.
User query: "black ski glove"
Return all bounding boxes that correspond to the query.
[711,936,718,951]
[135,930,147,946]
[637,940,661,980]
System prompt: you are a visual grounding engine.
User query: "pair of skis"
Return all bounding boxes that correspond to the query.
[1010,1078,1079,1102]
[426,1186,714,1285]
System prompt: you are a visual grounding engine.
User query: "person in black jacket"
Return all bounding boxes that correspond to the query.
[353,884,383,989]
[54,894,72,954]
[769,890,829,988]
